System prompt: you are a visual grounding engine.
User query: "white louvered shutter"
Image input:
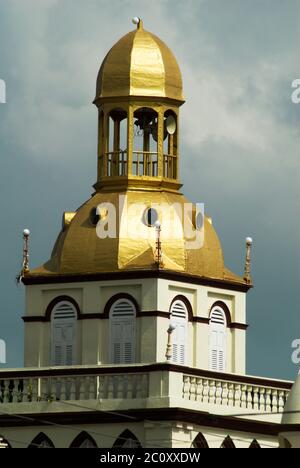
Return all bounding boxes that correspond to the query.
[209,307,226,372]
[51,301,77,366]
[170,300,187,365]
[110,299,136,364]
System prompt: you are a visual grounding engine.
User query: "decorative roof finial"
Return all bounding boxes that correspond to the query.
[22,228,31,273]
[243,237,253,284]
[132,17,143,29]
[16,229,31,284]
[154,220,164,268]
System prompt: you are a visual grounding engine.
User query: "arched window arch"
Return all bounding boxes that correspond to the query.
[249,439,261,448]
[133,107,158,177]
[209,305,226,372]
[51,300,77,366]
[28,432,55,448]
[109,298,136,364]
[170,299,188,365]
[221,435,235,448]
[70,431,98,448]
[112,430,141,448]
[0,436,11,448]
[191,433,209,448]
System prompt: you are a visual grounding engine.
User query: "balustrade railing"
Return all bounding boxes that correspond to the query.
[182,374,289,413]
[0,364,291,417]
[0,373,148,403]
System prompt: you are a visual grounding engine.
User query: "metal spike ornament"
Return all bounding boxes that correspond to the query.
[16,229,30,284]
[154,220,164,269]
[243,237,253,284]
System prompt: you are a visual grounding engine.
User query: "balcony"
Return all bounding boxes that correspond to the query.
[0,363,292,423]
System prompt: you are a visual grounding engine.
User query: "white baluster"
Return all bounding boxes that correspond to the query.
[127,375,133,399]
[98,376,105,399]
[183,375,189,399]
[189,377,197,401]
[253,387,259,410]
[69,377,76,400]
[208,380,216,404]
[259,387,266,412]
[246,386,253,409]
[222,382,229,406]
[117,375,124,399]
[141,374,148,398]
[228,383,234,407]
[89,376,96,399]
[196,378,202,402]
[31,378,38,402]
[241,385,247,408]
[202,380,209,404]
[266,388,272,412]
[234,384,241,408]
[271,389,278,413]
[108,375,114,399]
[278,390,285,413]
[215,381,222,405]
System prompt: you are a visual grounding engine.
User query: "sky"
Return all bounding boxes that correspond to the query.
[0,0,299,380]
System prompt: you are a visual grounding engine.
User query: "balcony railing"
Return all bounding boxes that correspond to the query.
[0,363,292,419]
[100,151,177,179]
[132,151,158,177]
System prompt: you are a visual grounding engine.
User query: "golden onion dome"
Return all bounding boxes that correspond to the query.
[95,20,184,102]
[28,190,245,286]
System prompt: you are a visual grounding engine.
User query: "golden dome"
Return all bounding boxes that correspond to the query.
[28,190,245,286]
[95,20,184,102]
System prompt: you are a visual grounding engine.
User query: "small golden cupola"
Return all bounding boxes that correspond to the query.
[94,17,184,193]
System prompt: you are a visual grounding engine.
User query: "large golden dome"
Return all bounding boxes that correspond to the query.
[27,191,244,286]
[95,20,184,102]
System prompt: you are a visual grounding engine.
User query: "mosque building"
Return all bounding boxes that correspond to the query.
[0,18,298,449]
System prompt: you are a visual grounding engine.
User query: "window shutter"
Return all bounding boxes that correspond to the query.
[209,307,226,372]
[110,299,136,364]
[170,300,188,365]
[51,301,77,366]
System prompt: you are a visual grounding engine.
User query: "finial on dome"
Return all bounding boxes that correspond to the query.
[243,236,253,284]
[132,17,143,29]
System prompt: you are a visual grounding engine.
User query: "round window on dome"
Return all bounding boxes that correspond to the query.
[89,207,100,226]
[195,211,204,230]
[143,208,158,227]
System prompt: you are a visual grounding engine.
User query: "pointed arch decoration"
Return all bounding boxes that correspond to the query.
[221,435,235,448]
[28,432,55,448]
[112,429,142,448]
[70,431,98,448]
[191,433,209,448]
[249,439,261,448]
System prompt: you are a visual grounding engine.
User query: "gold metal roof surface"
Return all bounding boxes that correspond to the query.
[95,22,183,102]
[28,190,245,285]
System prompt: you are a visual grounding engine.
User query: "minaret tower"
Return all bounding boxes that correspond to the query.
[22,19,251,375]
[94,17,183,194]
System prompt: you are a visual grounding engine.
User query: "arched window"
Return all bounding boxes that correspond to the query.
[221,435,235,448]
[209,306,226,372]
[109,298,136,364]
[191,433,209,448]
[249,439,261,448]
[70,431,98,448]
[51,300,77,366]
[28,432,55,448]
[112,430,141,448]
[170,299,188,365]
